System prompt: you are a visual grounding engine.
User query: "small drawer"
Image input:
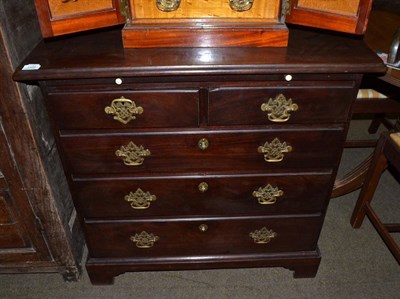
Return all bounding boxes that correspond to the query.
[84,216,322,258]
[60,127,343,175]
[47,90,200,129]
[208,86,355,125]
[72,173,332,219]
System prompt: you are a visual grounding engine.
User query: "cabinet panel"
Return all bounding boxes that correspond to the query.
[0,192,27,249]
[48,0,114,18]
[286,0,373,35]
[34,0,125,37]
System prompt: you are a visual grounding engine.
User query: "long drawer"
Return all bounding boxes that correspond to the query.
[72,173,332,218]
[84,216,322,258]
[208,86,355,125]
[60,128,343,175]
[46,90,200,129]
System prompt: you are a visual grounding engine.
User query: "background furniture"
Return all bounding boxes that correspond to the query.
[351,132,400,264]
[0,1,83,280]
[332,9,400,198]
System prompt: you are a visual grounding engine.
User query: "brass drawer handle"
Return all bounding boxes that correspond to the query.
[261,94,298,123]
[130,231,159,248]
[156,0,181,12]
[124,188,157,209]
[199,224,208,232]
[252,184,284,205]
[198,182,209,193]
[257,138,292,162]
[104,96,144,125]
[249,227,277,244]
[198,138,209,150]
[229,0,254,11]
[115,141,151,166]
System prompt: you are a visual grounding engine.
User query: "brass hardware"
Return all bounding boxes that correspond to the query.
[249,227,277,244]
[130,231,159,248]
[257,138,292,162]
[261,94,298,123]
[119,0,130,22]
[252,184,284,205]
[156,0,181,12]
[115,141,151,166]
[282,0,291,17]
[199,224,208,232]
[198,182,209,193]
[229,0,254,12]
[104,96,143,125]
[198,138,209,150]
[124,188,157,209]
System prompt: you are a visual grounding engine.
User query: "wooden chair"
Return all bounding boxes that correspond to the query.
[350,131,400,264]
[345,10,400,148]
[331,9,400,198]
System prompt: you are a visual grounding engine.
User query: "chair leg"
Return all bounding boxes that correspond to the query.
[368,113,386,134]
[364,202,400,264]
[350,136,389,228]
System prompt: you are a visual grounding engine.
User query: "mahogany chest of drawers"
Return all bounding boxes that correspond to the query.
[13,28,385,284]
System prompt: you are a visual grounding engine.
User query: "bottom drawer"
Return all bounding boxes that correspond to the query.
[85,216,322,258]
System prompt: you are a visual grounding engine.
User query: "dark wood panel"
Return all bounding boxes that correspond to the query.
[0,226,27,249]
[72,173,332,218]
[47,90,200,129]
[286,0,373,35]
[33,0,125,38]
[209,86,356,125]
[0,192,28,249]
[13,28,386,82]
[122,23,289,48]
[60,128,344,175]
[84,216,322,258]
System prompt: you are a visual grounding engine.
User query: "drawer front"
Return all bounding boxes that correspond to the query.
[84,216,322,258]
[208,86,355,125]
[72,174,332,218]
[47,90,200,129]
[60,128,343,175]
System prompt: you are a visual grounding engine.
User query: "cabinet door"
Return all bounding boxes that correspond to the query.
[285,0,373,35]
[34,0,125,38]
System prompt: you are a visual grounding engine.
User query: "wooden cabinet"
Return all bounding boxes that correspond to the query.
[0,0,83,279]
[33,0,373,47]
[34,0,125,37]
[285,0,373,34]
[13,28,385,284]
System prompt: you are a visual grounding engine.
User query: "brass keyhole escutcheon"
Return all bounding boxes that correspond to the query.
[198,138,209,150]
[198,182,209,193]
[199,224,208,232]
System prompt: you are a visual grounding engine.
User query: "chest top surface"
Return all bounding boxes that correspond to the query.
[13,27,385,82]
